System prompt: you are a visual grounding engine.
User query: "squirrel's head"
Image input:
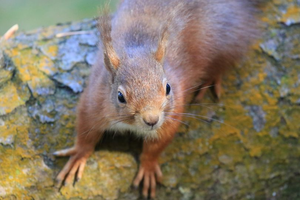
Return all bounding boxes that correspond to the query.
[99,15,173,139]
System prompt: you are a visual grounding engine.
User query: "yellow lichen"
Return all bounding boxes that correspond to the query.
[0,83,25,115]
[249,146,263,157]
[46,45,58,58]
[281,6,300,25]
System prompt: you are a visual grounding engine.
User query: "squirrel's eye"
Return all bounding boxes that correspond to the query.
[118,91,126,103]
[166,83,171,96]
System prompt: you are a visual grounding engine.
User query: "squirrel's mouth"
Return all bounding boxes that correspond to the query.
[134,127,160,140]
[108,120,162,139]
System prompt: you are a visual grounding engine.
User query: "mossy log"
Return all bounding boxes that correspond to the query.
[1,1,300,199]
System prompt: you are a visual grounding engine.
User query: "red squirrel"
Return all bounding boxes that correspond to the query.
[54,0,258,198]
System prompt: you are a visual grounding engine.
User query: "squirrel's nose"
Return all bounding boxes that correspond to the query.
[143,115,159,127]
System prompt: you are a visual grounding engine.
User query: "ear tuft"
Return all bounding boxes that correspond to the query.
[155,27,169,64]
[98,8,120,74]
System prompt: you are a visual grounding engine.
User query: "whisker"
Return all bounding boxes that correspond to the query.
[189,103,224,106]
[165,112,209,124]
[80,124,96,136]
[79,114,132,139]
[181,83,214,94]
[180,84,202,94]
[108,114,135,129]
[173,84,215,101]
[109,118,129,128]
[109,119,125,128]
[166,112,237,129]
[172,104,215,111]
[164,116,189,126]
[170,102,226,111]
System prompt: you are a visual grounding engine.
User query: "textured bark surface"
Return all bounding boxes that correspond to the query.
[1,0,300,199]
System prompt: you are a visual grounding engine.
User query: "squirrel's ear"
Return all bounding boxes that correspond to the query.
[103,44,120,74]
[99,12,120,75]
[155,27,168,63]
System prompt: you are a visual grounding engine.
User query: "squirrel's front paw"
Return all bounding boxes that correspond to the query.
[133,161,163,199]
[53,147,92,187]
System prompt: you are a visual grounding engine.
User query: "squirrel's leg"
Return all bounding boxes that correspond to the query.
[194,74,222,102]
[133,138,172,198]
[54,129,103,186]
[133,121,180,198]
[54,103,104,186]
[194,81,213,102]
[214,74,222,99]
[54,132,102,186]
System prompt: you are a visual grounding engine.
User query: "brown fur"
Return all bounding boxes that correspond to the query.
[54,0,258,198]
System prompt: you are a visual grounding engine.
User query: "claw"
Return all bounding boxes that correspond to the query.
[64,160,81,185]
[53,147,75,157]
[150,173,156,198]
[154,165,163,183]
[133,163,163,199]
[75,177,80,183]
[54,147,91,188]
[142,172,150,197]
[77,161,86,181]
[133,167,144,187]
[54,178,63,189]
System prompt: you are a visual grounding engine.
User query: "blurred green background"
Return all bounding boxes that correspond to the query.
[0,0,118,35]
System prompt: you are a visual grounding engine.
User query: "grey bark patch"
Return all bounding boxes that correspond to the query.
[28,100,57,123]
[246,106,266,132]
[260,38,281,61]
[86,51,97,65]
[78,32,99,46]
[53,72,84,93]
[58,36,89,71]
[27,82,56,97]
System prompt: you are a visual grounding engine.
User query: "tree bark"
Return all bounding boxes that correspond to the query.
[0,1,300,199]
